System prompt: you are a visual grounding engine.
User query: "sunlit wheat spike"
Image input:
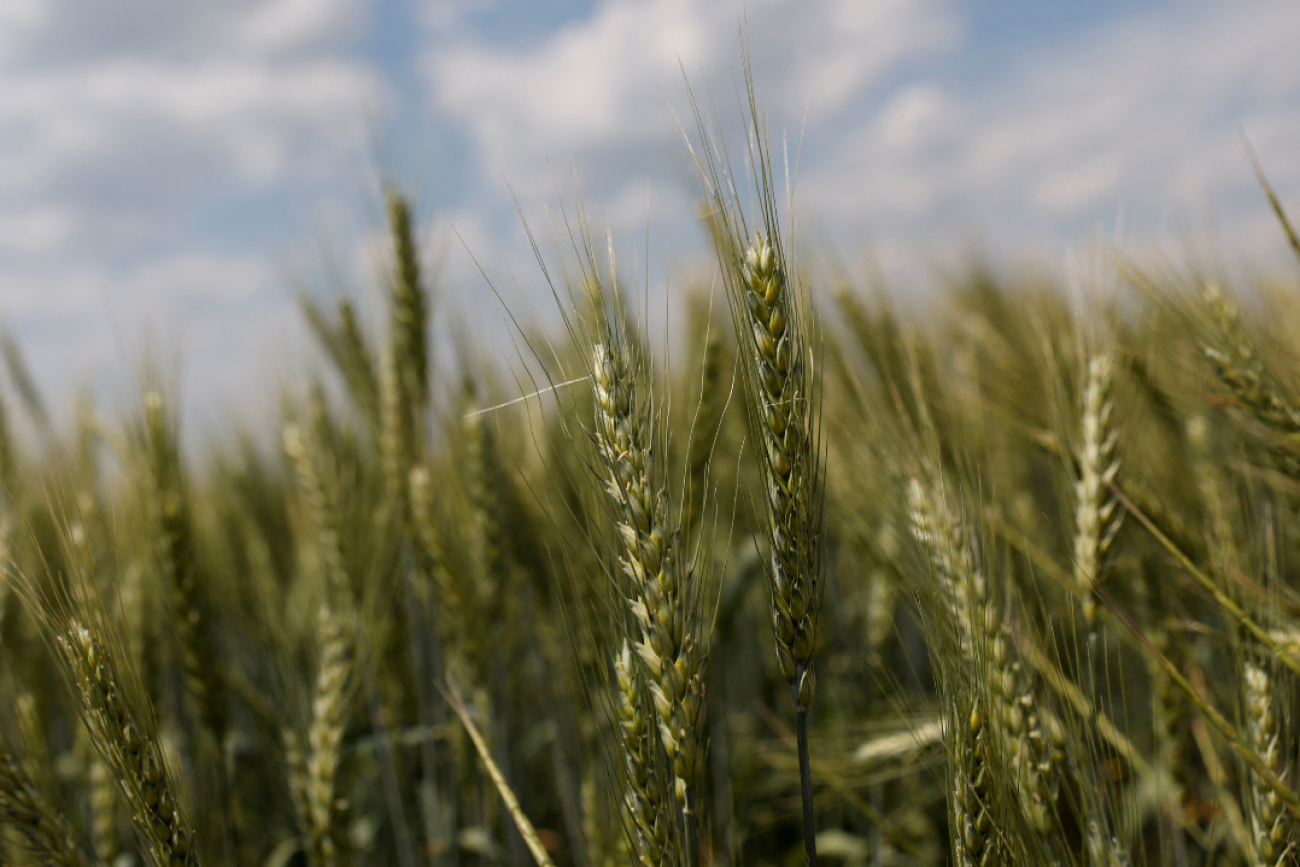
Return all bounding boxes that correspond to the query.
[1074,351,1122,633]
[591,339,707,809]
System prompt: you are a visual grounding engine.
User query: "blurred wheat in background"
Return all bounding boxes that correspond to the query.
[4,31,1300,867]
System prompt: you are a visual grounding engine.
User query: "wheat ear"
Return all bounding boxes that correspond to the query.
[289,604,354,867]
[909,477,1028,865]
[1244,662,1293,867]
[1202,283,1300,478]
[0,749,92,867]
[612,642,675,867]
[60,621,198,867]
[1074,353,1122,641]
[142,391,225,742]
[592,340,706,856]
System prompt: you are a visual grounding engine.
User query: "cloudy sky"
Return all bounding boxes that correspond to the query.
[1,0,1297,440]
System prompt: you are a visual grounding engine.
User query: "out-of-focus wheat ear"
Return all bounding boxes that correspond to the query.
[283,424,348,603]
[88,753,119,865]
[1085,820,1134,867]
[387,189,430,408]
[60,621,198,867]
[909,476,1044,863]
[15,692,56,799]
[1073,352,1122,685]
[298,293,381,438]
[1201,283,1300,478]
[1185,414,1239,568]
[994,628,1061,848]
[1243,662,1293,867]
[141,391,226,745]
[0,749,92,867]
[581,772,619,867]
[681,332,725,537]
[296,604,354,867]
[0,327,49,432]
[408,463,460,612]
[463,403,505,622]
[379,338,414,518]
[336,296,381,431]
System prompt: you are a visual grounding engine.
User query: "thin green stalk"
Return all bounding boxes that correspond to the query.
[795,705,816,867]
[444,683,557,867]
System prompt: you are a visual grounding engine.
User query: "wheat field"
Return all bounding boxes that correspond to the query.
[2,59,1300,867]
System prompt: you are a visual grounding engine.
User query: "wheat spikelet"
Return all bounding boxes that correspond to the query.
[464,406,506,626]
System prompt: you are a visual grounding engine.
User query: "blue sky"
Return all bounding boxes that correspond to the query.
[0,0,1297,440]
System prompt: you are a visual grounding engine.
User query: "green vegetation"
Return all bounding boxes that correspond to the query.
[3,62,1300,867]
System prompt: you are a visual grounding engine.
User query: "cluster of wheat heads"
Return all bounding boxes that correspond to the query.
[5,54,1300,867]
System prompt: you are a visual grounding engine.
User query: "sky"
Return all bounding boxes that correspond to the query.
[0,0,1297,442]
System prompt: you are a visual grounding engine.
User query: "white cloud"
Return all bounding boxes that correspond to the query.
[0,60,382,193]
[428,0,957,183]
[0,251,295,432]
[0,0,381,433]
[0,0,46,63]
[0,205,78,253]
[801,0,1300,272]
[236,0,366,54]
